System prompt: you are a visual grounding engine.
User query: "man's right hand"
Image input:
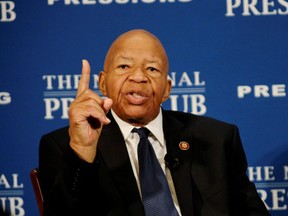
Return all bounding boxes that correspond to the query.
[68,60,113,163]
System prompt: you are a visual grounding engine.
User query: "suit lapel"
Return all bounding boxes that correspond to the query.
[163,111,195,216]
[97,112,144,216]
[163,111,231,216]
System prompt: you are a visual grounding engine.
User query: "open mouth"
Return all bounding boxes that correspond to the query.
[125,91,149,105]
[131,92,145,98]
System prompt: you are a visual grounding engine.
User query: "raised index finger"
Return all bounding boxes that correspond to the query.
[77,59,91,97]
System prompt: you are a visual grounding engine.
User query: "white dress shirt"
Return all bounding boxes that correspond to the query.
[111,109,182,215]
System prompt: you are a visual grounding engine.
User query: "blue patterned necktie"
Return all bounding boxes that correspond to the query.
[132,127,179,216]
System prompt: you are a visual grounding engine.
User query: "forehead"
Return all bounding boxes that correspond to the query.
[112,48,164,65]
[104,30,168,70]
[114,36,164,58]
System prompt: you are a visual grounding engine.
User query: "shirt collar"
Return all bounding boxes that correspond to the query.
[111,109,165,147]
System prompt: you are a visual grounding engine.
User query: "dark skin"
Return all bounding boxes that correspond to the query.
[69,29,172,163]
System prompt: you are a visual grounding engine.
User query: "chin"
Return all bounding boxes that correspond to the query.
[115,105,158,124]
[126,112,157,126]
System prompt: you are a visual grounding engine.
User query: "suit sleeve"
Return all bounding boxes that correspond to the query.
[38,128,100,216]
[227,126,270,216]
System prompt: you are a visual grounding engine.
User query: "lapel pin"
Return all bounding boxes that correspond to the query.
[179,141,190,151]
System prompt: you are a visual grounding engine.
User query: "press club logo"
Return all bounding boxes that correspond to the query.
[167,71,206,115]
[248,165,288,212]
[0,1,16,22]
[42,74,85,120]
[47,0,192,5]
[0,92,11,105]
[42,70,207,120]
[0,173,25,216]
[226,0,288,16]
[237,84,286,98]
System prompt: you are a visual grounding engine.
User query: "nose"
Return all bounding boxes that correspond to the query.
[129,67,148,83]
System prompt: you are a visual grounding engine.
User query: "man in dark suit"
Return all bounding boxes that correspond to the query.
[39,29,270,216]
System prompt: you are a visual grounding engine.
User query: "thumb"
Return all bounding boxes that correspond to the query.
[103,98,113,113]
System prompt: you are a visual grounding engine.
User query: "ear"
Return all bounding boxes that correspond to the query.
[162,79,172,103]
[99,71,107,96]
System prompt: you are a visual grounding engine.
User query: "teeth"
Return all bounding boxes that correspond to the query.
[132,93,143,98]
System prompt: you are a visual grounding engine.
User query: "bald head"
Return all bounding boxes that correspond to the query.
[103,29,169,73]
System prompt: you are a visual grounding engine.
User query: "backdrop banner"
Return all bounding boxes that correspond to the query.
[0,0,287,215]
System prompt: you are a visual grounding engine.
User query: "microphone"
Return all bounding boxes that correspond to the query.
[164,154,180,170]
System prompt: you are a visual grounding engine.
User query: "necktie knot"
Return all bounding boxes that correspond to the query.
[132,127,150,139]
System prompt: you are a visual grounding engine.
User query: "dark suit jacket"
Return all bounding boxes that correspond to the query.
[39,110,270,216]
